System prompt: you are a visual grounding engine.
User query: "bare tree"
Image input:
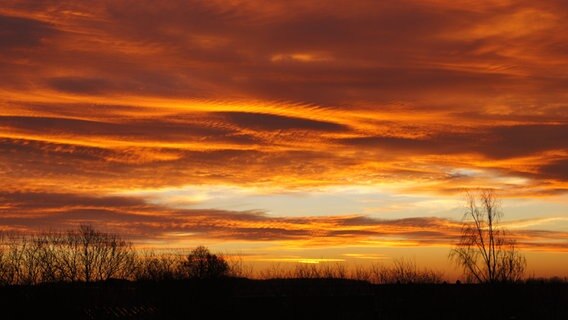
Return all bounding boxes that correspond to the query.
[134,250,184,281]
[0,233,60,285]
[450,189,526,283]
[258,263,291,279]
[293,263,320,279]
[0,233,23,285]
[182,246,229,279]
[225,253,254,278]
[0,226,137,285]
[355,259,443,284]
[67,225,136,282]
[388,258,443,284]
[58,231,82,282]
[319,262,347,279]
[351,264,372,281]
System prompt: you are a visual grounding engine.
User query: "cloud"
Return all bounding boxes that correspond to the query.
[1,191,146,210]
[215,112,348,132]
[0,14,57,50]
[1,191,565,251]
[0,115,249,144]
[0,0,567,258]
[337,124,568,159]
[483,125,568,159]
[0,0,565,104]
[47,77,112,95]
[540,159,568,181]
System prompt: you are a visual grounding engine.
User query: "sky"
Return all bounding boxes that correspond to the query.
[0,0,567,277]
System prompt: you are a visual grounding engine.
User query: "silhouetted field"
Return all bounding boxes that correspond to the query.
[1,278,567,320]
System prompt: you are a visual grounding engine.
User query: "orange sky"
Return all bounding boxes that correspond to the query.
[0,0,567,277]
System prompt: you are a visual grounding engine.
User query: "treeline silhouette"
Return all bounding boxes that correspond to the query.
[257,259,444,284]
[1,226,568,320]
[0,225,135,285]
[2,225,565,286]
[0,225,449,285]
[0,226,235,285]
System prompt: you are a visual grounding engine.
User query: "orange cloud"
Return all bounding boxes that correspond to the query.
[0,0,566,273]
[0,191,565,252]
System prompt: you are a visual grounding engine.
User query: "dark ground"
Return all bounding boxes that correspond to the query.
[1,278,567,319]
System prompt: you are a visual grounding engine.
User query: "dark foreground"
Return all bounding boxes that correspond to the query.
[1,279,567,320]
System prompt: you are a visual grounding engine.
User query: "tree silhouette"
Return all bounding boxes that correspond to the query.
[134,250,184,281]
[0,226,136,284]
[183,246,229,279]
[450,189,526,283]
[70,225,136,282]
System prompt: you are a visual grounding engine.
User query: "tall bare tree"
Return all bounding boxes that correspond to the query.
[450,189,526,283]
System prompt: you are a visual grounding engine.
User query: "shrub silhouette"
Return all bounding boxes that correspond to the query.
[182,246,229,279]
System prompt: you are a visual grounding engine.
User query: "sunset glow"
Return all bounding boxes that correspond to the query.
[1,0,567,277]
